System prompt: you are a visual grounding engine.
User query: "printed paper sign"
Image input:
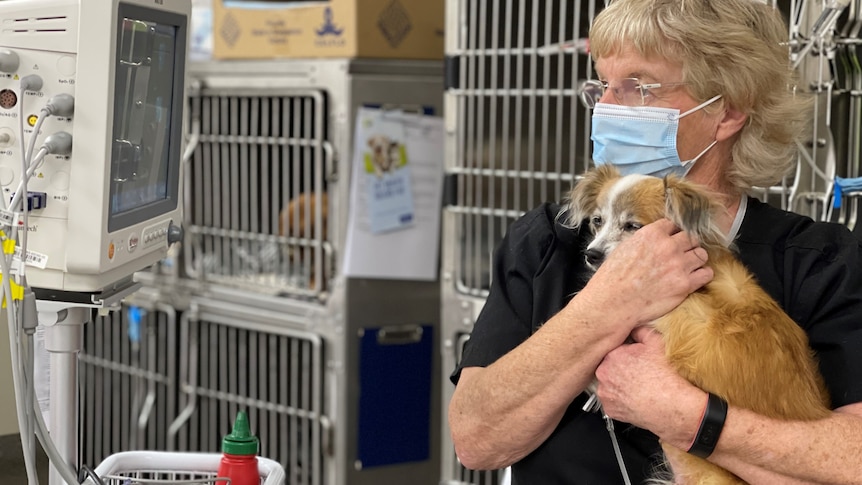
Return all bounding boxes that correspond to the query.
[361,111,415,234]
[344,107,445,280]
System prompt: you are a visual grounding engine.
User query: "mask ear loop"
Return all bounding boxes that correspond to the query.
[672,94,724,120]
[674,94,723,174]
[681,140,719,173]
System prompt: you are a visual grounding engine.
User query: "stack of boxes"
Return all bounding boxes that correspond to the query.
[204,0,444,60]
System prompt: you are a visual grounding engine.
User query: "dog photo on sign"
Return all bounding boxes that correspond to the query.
[366,133,406,177]
[359,110,415,234]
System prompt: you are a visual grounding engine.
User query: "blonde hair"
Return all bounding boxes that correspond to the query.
[590,0,810,190]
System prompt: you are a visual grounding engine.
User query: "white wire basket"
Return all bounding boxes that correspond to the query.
[84,451,286,485]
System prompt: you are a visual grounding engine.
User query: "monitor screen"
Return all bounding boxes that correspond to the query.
[109,3,185,232]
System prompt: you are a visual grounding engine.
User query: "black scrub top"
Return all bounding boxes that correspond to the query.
[452,197,862,484]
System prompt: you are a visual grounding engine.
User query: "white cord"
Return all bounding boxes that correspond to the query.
[31,394,79,485]
[12,79,39,485]
[25,110,48,173]
[9,148,49,210]
[581,390,632,485]
[16,112,50,282]
[9,147,49,284]
[15,95,74,281]
[23,327,35,471]
[604,413,633,485]
[0,245,39,485]
[5,81,77,485]
[795,139,833,181]
[7,84,26,213]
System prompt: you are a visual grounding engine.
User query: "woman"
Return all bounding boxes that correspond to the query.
[448,0,862,483]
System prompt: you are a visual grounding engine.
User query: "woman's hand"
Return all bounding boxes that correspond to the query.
[576,218,714,333]
[595,326,705,448]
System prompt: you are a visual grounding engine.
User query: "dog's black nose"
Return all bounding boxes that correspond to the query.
[585,248,604,267]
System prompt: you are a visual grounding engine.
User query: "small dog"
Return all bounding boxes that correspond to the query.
[563,165,830,485]
[367,134,400,177]
[278,191,329,291]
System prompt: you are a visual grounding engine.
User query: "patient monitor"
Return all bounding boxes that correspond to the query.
[0,0,189,294]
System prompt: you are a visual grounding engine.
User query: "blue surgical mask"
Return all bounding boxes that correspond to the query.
[590,95,722,177]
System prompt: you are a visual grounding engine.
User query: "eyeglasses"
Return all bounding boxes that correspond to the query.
[578,78,689,109]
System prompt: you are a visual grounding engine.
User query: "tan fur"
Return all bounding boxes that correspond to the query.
[565,166,830,485]
[367,134,399,176]
[278,192,329,289]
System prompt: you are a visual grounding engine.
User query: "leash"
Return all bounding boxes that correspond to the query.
[604,412,633,485]
[583,391,632,485]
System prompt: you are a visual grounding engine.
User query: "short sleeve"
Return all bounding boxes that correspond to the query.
[450,207,557,385]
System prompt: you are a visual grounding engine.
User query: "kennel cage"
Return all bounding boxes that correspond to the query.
[167,294,328,484]
[438,0,859,483]
[95,272,446,485]
[77,290,329,482]
[180,59,445,485]
[78,299,180,471]
[179,60,445,302]
[78,58,447,485]
[440,1,596,482]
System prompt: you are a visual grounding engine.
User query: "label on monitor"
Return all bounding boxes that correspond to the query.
[0,209,18,227]
[13,246,48,269]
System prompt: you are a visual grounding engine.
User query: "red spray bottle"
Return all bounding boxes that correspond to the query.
[217,411,260,485]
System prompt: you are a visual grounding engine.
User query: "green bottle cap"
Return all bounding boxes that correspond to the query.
[221,411,259,456]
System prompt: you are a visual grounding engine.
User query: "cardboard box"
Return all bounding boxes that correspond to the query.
[212,0,444,60]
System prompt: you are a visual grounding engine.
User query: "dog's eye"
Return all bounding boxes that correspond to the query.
[623,222,643,232]
[590,216,603,228]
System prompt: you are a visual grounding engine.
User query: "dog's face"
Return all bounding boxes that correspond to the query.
[563,165,726,271]
[368,134,399,173]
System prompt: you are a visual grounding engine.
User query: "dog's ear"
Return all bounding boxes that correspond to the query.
[561,165,620,228]
[663,176,726,248]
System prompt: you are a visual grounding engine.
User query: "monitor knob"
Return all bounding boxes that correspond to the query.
[167,222,183,245]
[0,49,19,73]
